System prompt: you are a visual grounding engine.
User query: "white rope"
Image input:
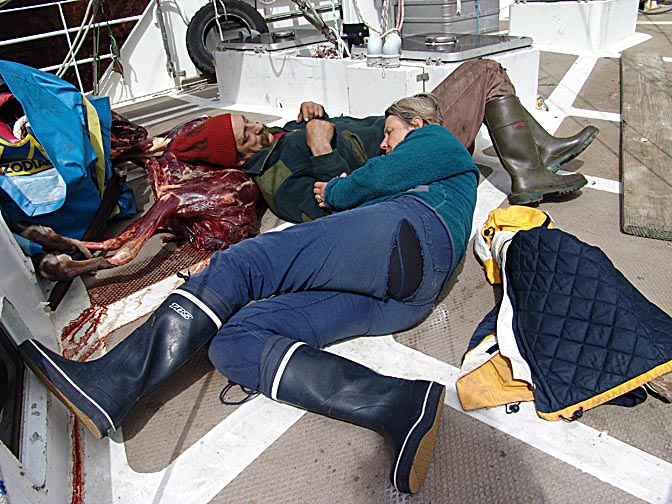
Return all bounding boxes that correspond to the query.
[212,0,227,40]
[12,115,28,140]
[381,0,391,32]
[55,0,97,78]
[55,4,95,77]
[331,26,351,57]
[329,0,340,36]
[328,0,350,57]
[394,0,404,34]
[351,0,405,37]
[351,0,381,34]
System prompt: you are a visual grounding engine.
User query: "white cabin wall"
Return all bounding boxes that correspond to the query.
[0,297,72,504]
[509,0,641,55]
[215,46,539,119]
[98,0,206,105]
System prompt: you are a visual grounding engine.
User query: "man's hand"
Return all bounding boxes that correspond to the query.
[305,119,335,156]
[297,101,325,123]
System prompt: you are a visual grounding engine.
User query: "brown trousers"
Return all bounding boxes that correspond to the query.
[431,59,515,153]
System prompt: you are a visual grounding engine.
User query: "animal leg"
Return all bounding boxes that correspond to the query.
[95,193,181,266]
[110,137,169,160]
[36,254,114,282]
[82,219,147,251]
[9,222,115,281]
[11,222,92,258]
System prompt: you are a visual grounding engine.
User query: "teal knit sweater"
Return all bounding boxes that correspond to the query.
[323,124,479,260]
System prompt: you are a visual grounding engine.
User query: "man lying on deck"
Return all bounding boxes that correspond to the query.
[11,59,599,283]
[172,58,599,223]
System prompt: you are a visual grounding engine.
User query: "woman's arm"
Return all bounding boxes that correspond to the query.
[324,126,467,210]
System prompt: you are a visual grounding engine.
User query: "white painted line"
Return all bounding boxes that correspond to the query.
[564,108,621,123]
[332,337,672,504]
[664,57,672,63]
[83,336,672,504]
[537,56,599,134]
[549,56,599,111]
[472,164,508,236]
[84,394,305,503]
[582,174,621,194]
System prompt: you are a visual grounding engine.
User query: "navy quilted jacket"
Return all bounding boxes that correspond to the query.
[472,226,672,420]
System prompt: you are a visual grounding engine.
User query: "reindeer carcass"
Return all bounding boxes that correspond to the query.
[35,115,260,281]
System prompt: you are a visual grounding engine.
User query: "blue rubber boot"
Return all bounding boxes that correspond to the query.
[19,287,230,438]
[259,337,446,494]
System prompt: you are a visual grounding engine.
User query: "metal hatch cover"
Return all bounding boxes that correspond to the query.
[216,28,327,52]
[401,33,533,62]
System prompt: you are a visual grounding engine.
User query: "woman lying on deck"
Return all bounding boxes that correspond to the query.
[19,92,479,494]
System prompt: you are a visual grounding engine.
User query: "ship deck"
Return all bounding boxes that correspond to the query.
[50,9,672,503]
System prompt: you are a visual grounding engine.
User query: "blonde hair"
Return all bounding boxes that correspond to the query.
[385,93,443,126]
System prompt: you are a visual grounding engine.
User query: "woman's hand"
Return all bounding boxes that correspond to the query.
[313,181,328,207]
[313,173,347,208]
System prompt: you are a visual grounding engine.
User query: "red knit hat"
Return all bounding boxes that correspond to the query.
[172,113,238,166]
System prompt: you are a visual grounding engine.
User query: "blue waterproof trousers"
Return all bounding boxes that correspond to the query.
[181,196,455,390]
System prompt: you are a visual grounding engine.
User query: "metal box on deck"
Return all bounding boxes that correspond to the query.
[396,0,500,36]
[400,33,533,63]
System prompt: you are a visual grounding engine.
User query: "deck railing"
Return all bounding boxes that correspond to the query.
[0,0,143,93]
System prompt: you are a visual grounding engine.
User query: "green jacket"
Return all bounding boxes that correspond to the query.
[243,115,386,223]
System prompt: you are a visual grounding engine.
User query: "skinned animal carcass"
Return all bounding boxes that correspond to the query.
[29,115,260,281]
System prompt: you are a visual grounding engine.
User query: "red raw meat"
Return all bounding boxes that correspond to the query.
[83,116,260,267]
[21,115,260,281]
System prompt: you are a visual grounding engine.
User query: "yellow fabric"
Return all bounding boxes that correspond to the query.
[0,134,53,176]
[457,345,534,411]
[83,96,119,218]
[475,206,553,284]
[460,206,552,412]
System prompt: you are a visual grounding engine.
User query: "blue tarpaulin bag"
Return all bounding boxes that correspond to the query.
[0,60,136,255]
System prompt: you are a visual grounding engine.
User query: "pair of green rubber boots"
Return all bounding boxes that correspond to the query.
[485,96,599,205]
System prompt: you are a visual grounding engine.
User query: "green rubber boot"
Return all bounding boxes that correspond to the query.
[522,107,599,173]
[485,96,588,205]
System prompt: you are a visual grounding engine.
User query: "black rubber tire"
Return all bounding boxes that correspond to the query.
[186,1,269,80]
